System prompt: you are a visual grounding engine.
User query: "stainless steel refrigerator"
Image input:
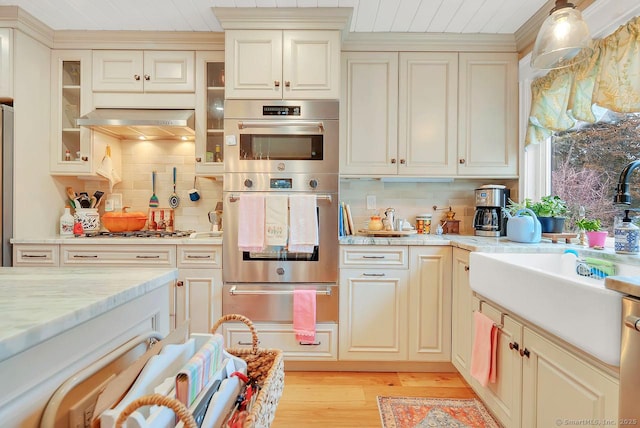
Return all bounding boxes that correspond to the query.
[0,104,13,266]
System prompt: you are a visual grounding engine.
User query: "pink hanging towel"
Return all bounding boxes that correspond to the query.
[470,311,498,387]
[293,289,317,342]
[237,193,265,252]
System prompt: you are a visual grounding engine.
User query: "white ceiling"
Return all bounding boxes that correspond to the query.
[0,0,553,34]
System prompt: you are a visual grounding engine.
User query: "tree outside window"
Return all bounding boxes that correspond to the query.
[551,113,640,235]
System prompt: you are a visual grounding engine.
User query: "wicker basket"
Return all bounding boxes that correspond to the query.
[210,314,285,428]
[114,314,284,428]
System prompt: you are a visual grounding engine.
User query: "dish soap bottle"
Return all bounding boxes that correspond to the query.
[615,210,639,254]
[59,205,74,236]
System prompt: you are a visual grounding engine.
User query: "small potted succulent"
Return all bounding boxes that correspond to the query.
[575,218,607,248]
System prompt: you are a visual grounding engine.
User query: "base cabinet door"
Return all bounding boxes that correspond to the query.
[339,268,408,360]
[451,248,472,380]
[408,247,452,361]
[175,269,222,334]
[474,298,523,428]
[521,327,619,428]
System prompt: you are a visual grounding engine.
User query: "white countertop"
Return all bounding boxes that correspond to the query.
[0,267,178,362]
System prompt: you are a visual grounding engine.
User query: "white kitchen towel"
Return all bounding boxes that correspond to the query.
[265,194,288,246]
[237,193,265,252]
[288,195,318,253]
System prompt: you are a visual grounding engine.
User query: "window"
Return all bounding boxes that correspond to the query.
[550,113,640,234]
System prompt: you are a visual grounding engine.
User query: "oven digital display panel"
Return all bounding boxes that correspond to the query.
[270,178,292,189]
[263,106,301,116]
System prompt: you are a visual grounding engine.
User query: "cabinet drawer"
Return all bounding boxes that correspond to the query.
[177,245,221,269]
[61,245,176,267]
[13,244,59,267]
[340,246,407,268]
[222,322,337,361]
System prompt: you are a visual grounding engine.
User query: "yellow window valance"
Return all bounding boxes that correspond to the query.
[526,15,640,149]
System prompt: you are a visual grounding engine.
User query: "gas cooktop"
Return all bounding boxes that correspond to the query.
[77,230,196,238]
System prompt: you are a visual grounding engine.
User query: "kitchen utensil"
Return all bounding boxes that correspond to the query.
[188,176,200,202]
[93,190,105,208]
[65,187,76,208]
[169,167,180,208]
[102,207,147,232]
[505,208,542,243]
[149,171,159,208]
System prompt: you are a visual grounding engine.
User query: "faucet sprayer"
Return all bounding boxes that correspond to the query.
[614,160,640,205]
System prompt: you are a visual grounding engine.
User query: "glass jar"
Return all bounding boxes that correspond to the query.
[368,215,384,231]
[416,214,432,234]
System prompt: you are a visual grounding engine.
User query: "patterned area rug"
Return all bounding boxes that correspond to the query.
[377,396,500,428]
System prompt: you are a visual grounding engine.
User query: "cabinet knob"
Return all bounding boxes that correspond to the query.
[274,80,280,88]
[285,81,291,87]
[195,157,202,163]
[309,179,318,189]
[244,179,253,188]
[400,159,406,164]
[144,74,151,81]
[519,348,530,358]
[81,156,88,162]
[176,280,184,287]
[134,74,141,81]
[464,265,470,272]
[509,341,519,351]
[459,158,466,164]
[391,158,397,164]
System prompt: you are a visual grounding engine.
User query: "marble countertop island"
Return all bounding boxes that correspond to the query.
[0,267,177,362]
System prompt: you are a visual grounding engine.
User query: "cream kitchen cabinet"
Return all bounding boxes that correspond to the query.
[175,244,223,334]
[92,50,195,93]
[0,28,12,100]
[451,248,473,381]
[472,297,523,428]
[339,245,451,362]
[471,297,619,428]
[224,29,340,100]
[13,244,59,267]
[457,52,518,177]
[194,51,225,176]
[340,51,517,178]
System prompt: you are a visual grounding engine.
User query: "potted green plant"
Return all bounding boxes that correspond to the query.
[531,195,569,233]
[575,218,608,248]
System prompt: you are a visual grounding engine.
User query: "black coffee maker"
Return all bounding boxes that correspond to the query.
[473,185,510,236]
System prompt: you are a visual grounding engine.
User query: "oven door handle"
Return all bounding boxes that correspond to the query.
[228,194,332,203]
[237,120,324,132]
[625,315,640,331]
[228,286,332,296]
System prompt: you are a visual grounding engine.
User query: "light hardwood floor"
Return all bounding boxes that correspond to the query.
[272,371,477,427]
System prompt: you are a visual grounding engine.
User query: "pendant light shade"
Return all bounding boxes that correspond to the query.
[531,1,593,69]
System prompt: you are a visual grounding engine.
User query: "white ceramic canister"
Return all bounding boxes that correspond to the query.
[614,211,640,254]
[74,208,100,233]
[59,206,74,236]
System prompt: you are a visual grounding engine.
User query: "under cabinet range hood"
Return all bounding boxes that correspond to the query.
[76,109,195,141]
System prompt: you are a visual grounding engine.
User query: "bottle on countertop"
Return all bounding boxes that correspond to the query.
[60,205,74,236]
[615,210,640,254]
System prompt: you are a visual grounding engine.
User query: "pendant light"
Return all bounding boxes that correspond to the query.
[530,0,593,69]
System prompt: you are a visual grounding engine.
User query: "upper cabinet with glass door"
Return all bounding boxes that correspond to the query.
[50,50,93,174]
[0,28,12,100]
[224,30,340,100]
[195,51,225,176]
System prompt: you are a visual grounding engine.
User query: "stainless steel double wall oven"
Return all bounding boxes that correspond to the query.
[222,100,339,322]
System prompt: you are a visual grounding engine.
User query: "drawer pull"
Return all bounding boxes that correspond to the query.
[362,255,385,259]
[135,255,161,259]
[186,255,212,259]
[299,341,321,346]
[73,254,98,258]
[238,340,261,346]
[362,273,385,277]
[23,254,47,258]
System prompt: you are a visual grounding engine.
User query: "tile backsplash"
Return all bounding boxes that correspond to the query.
[79,140,223,232]
[78,139,517,235]
[340,178,518,235]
